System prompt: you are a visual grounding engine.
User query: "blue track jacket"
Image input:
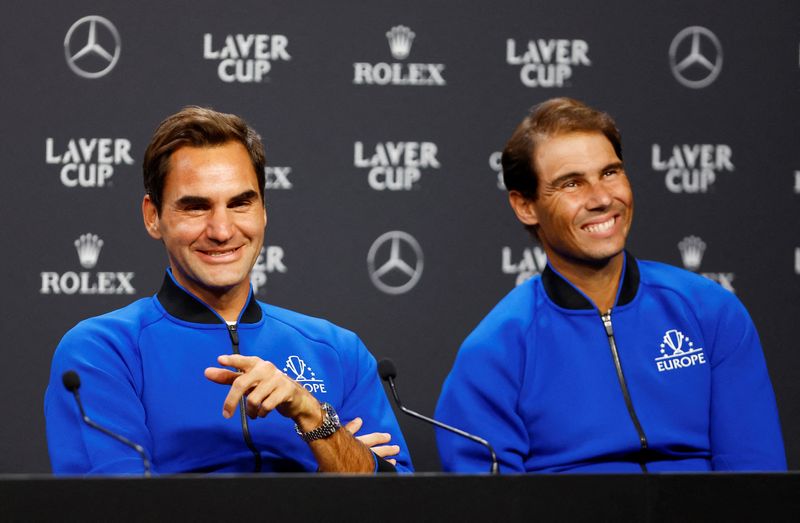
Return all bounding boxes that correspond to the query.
[435,253,786,473]
[45,270,413,474]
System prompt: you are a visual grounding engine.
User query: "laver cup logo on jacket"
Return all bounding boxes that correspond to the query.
[655,329,706,372]
[283,355,327,393]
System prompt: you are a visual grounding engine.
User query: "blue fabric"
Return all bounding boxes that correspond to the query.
[45,274,413,475]
[435,257,786,473]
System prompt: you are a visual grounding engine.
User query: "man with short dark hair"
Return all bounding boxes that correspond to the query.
[45,107,411,474]
[435,98,786,473]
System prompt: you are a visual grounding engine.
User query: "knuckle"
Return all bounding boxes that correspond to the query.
[255,360,276,373]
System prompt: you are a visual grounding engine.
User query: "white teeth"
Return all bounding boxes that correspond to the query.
[207,249,235,257]
[584,217,615,233]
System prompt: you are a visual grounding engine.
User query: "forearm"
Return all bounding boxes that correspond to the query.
[308,428,376,473]
[294,400,376,473]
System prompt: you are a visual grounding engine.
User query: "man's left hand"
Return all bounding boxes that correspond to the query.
[345,417,400,465]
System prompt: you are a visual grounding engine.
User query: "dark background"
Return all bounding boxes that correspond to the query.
[0,0,797,473]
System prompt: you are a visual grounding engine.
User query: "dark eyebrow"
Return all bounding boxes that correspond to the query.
[174,190,260,208]
[602,161,625,172]
[175,195,210,207]
[228,190,260,204]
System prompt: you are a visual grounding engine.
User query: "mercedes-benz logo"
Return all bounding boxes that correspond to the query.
[669,26,722,89]
[367,231,423,295]
[64,15,121,79]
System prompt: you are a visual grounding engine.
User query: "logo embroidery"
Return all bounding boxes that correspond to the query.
[655,329,706,372]
[283,355,327,393]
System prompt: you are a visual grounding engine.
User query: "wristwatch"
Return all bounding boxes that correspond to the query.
[295,402,341,442]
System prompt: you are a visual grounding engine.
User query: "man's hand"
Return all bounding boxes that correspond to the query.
[205,354,379,472]
[345,417,400,466]
[204,354,321,430]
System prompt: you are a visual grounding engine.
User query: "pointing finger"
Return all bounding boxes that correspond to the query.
[217,354,262,371]
[204,367,241,385]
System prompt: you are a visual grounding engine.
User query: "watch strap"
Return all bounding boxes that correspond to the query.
[295,402,341,442]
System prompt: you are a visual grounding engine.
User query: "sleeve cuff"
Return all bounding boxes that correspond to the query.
[373,452,397,473]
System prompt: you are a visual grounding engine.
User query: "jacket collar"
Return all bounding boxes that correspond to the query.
[156,270,262,324]
[541,251,639,311]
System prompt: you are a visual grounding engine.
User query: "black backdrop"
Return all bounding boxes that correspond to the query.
[0,0,798,473]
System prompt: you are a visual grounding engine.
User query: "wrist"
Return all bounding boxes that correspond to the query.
[295,402,341,442]
[294,400,325,433]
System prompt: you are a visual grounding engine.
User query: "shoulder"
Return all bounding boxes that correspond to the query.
[459,276,542,360]
[50,297,163,383]
[55,297,162,358]
[472,276,541,337]
[68,297,162,337]
[636,259,747,320]
[638,260,736,301]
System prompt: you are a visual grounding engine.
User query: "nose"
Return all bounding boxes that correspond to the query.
[585,180,613,210]
[206,207,235,243]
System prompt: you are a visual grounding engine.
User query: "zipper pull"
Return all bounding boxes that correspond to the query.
[227,323,239,346]
[601,309,614,337]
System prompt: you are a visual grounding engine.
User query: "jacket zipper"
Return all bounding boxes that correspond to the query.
[600,310,649,473]
[226,323,262,472]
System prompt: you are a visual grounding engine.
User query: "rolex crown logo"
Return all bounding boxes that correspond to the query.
[678,235,706,271]
[386,25,415,60]
[74,233,104,269]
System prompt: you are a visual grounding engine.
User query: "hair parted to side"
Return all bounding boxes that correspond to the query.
[142,106,266,213]
[501,97,623,199]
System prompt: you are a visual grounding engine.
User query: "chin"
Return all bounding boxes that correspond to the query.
[196,270,250,290]
[585,246,625,264]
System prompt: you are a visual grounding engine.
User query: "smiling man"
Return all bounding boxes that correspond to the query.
[45,107,411,474]
[435,98,786,473]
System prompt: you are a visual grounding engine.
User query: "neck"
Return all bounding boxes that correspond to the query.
[548,252,624,312]
[171,273,250,323]
[202,288,250,323]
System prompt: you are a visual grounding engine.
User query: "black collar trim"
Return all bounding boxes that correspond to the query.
[541,252,640,311]
[156,271,262,324]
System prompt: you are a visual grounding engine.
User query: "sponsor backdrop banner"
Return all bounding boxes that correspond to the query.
[0,0,798,472]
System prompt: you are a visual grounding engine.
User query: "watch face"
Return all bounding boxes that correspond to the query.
[323,403,341,428]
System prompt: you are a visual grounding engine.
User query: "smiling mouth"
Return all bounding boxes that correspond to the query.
[199,247,241,257]
[582,216,616,234]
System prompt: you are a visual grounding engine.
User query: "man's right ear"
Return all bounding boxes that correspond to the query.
[508,190,539,227]
[142,195,162,240]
